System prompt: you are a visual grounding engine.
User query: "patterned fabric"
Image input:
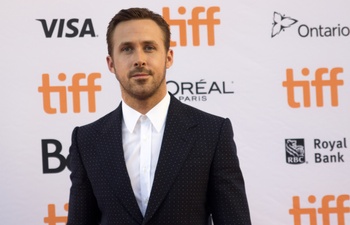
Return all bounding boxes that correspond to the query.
[67,94,251,225]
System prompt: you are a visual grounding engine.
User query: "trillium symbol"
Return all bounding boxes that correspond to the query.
[271,12,298,37]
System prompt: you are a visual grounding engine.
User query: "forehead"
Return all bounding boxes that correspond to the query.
[112,19,164,46]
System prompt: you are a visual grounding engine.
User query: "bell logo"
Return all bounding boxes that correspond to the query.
[41,139,70,173]
[282,67,344,108]
[38,73,101,114]
[289,195,350,225]
[162,6,220,47]
[36,18,96,38]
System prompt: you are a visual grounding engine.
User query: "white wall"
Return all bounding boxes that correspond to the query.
[1,1,349,224]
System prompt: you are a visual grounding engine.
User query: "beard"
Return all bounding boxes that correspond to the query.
[117,66,167,101]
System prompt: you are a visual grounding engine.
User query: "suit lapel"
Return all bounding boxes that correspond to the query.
[94,105,143,224]
[143,96,198,223]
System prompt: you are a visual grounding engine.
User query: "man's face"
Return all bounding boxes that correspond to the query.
[107,19,173,102]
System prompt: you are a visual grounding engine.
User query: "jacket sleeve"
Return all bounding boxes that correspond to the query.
[67,127,101,225]
[208,118,251,225]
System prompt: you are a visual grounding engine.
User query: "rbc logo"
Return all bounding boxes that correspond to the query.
[162,6,220,47]
[36,18,96,38]
[285,139,306,164]
[38,73,101,114]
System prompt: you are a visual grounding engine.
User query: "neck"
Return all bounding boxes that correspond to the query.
[122,91,167,114]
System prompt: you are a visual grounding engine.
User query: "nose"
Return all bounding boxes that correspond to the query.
[134,50,146,68]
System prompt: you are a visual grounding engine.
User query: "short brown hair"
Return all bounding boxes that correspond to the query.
[106,8,171,56]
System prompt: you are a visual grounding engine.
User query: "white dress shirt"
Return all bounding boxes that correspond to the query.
[121,93,170,216]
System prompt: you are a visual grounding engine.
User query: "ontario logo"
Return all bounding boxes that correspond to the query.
[272,11,350,38]
[271,12,298,37]
[285,139,306,164]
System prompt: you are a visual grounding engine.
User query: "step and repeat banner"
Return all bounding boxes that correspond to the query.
[1,0,349,224]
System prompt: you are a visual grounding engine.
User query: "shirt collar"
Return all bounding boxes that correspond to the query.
[122,93,171,133]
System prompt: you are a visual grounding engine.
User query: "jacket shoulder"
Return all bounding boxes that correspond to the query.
[173,96,226,123]
[78,106,121,134]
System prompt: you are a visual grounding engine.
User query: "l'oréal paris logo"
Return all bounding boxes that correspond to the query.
[166,79,234,102]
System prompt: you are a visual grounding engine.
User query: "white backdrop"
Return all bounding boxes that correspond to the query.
[1,0,349,224]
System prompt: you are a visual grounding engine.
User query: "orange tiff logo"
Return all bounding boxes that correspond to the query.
[289,195,350,225]
[162,6,220,47]
[44,203,68,225]
[282,67,344,108]
[38,73,101,114]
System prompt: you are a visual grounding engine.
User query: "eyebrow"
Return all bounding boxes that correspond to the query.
[118,40,159,47]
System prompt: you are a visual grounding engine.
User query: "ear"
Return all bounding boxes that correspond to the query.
[106,56,115,73]
[165,49,174,69]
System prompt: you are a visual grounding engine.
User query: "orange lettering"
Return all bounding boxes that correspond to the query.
[163,6,220,47]
[290,195,350,225]
[282,67,344,108]
[44,203,68,225]
[38,73,101,114]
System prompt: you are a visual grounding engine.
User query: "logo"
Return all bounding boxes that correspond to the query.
[285,139,306,164]
[38,73,102,114]
[314,138,347,163]
[41,139,70,174]
[271,12,350,38]
[289,194,350,225]
[162,6,220,47]
[36,18,97,38]
[285,138,348,165]
[44,203,68,224]
[282,67,344,108]
[271,12,298,37]
[298,24,350,38]
[166,79,234,102]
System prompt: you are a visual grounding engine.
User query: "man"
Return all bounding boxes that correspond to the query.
[67,7,251,225]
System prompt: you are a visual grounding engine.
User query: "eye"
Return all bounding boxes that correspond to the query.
[121,46,133,52]
[144,45,156,52]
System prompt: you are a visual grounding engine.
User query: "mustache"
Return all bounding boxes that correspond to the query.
[128,68,154,77]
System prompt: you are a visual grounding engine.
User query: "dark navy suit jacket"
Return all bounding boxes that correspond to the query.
[67,94,251,225]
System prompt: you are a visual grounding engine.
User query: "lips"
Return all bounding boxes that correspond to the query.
[131,73,150,78]
[129,69,153,78]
